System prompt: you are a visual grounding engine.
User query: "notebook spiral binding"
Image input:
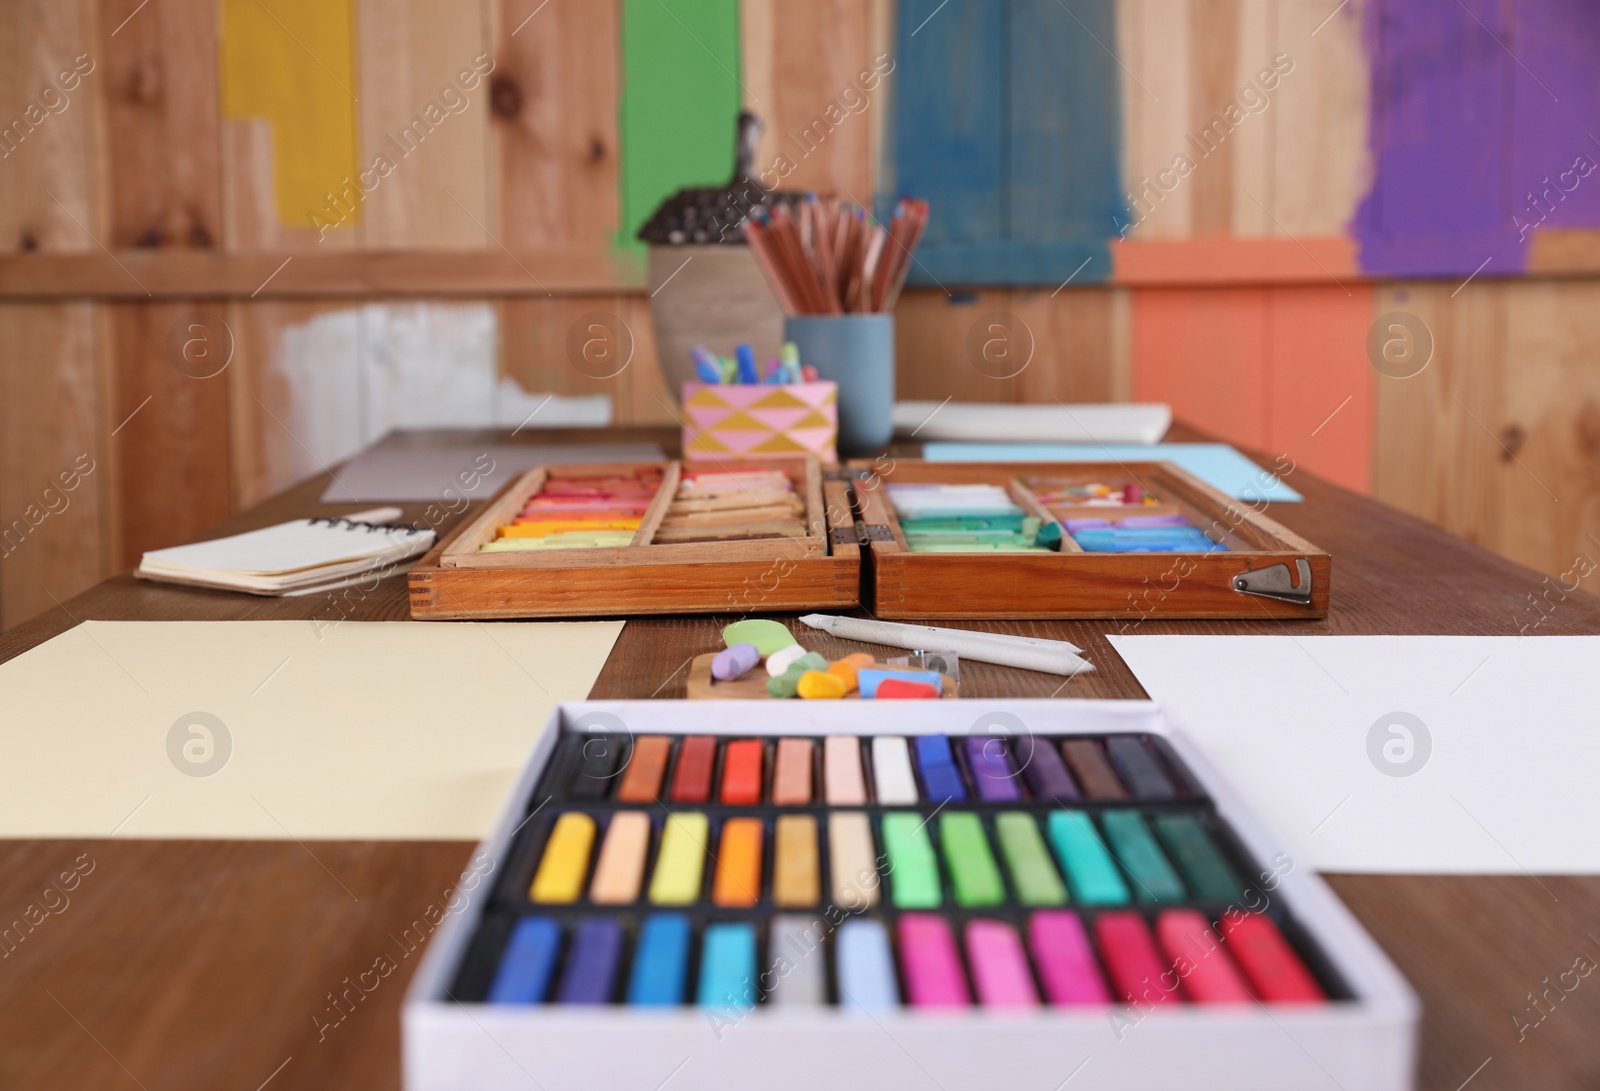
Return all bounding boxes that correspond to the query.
[309,516,428,535]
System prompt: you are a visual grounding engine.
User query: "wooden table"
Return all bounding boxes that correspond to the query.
[1,426,1595,1091]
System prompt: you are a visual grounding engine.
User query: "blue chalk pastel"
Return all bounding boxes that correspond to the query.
[487,917,561,1004]
[628,914,691,1006]
[555,919,623,1004]
[836,919,900,1012]
[913,734,968,803]
[735,343,759,384]
[697,922,757,1011]
[859,668,943,699]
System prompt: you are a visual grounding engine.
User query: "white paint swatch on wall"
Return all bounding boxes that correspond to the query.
[261,303,615,500]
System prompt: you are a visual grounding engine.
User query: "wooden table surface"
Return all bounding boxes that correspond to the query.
[1,426,1596,1091]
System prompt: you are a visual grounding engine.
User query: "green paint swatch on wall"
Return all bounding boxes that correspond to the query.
[618,0,741,251]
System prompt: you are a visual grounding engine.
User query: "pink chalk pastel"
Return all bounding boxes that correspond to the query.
[965,921,1039,1009]
[899,914,970,1008]
[1028,911,1111,1005]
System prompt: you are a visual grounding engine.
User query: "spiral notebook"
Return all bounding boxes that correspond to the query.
[135,507,436,596]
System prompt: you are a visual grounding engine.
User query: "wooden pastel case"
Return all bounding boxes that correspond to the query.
[848,460,1330,620]
[408,457,860,619]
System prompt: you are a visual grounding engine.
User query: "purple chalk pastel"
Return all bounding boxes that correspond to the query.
[965,736,1022,802]
[712,642,760,682]
[1016,736,1081,802]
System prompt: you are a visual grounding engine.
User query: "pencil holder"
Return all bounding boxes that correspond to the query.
[681,380,838,462]
[785,314,894,455]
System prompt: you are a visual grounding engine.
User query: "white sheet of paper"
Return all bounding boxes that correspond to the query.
[0,621,623,840]
[1109,634,1600,874]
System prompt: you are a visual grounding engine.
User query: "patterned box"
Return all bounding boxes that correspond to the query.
[681,381,838,462]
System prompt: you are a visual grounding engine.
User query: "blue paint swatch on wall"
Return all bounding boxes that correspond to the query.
[890,0,1126,286]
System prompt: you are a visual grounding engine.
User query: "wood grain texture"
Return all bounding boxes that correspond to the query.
[0,0,104,256]
[4,424,1600,1088]
[358,0,492,249]
[740,0,879,197]
[0,249,645,298]
[98,0,222,250]
[1374,280,1600,583]
[105,301,235,568]
[892,287,1126,406]
[490,0,621,250]
[1131,285,1270,448]
[0,303,108,629]
[1264,283,1374,493]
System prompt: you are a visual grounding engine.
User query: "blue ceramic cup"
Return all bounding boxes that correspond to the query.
[784,314,895,456]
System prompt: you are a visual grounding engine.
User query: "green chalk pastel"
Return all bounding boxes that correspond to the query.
[995,812,1068,906]
[1047,810,1130,906]
[882,813,941,908]
[1154,814,1245,902]
[1101,810,1186,904]
[722,619,796,656]
[940,813,1005,907]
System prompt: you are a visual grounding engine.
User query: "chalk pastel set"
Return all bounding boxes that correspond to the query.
[852,460,1330,619]
[405,701,1416,1091]
[408,458,860,618]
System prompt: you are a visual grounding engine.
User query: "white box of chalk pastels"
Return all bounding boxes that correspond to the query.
[404,700,1419,1091]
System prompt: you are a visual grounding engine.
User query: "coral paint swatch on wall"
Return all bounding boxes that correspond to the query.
[1353,0,1600,276]
[219,0,359,229]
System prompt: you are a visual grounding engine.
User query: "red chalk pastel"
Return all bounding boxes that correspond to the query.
[875,679,939,700]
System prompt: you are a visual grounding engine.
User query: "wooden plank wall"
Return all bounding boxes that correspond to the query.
[4,0,1600,631]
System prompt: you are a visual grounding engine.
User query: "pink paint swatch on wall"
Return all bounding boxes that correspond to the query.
[682,382,837,462]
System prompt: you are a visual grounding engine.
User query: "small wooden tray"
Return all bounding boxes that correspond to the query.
[409,456,860,619]
[850,459,1330,620]
[684,653,959,699]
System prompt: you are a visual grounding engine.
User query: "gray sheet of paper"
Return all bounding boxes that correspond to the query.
[319,443,667,503]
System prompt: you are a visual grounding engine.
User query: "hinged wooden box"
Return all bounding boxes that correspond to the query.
[409,457,859,619]
[849,459,1330,620]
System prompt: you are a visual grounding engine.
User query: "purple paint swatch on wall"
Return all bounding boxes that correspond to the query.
[1352,0,1600,276]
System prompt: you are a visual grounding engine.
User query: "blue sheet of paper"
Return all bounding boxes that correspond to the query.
[919,443,1303,503]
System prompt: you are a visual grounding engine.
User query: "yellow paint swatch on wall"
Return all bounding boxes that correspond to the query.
[219,0,359,229]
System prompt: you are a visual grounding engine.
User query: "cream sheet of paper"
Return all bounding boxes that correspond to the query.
[1109,634,1600,874]
[0,621,623,840]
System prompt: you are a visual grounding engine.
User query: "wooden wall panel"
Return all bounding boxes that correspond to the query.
[892,288,1127,408]
[358,0,493,248]
[1375,281,1600,581]
[1130,286,1270,448]
[1116,0,1367,241]
[0,304,108,628]
[1115,0,1192,239]
[740,0,881,197]
[99,0,222,249]
[0,0,104,255]
[490,0,621,249]
[107,302,235,567]
[501,296,673,426]
[1264,284,1373,493]
[1269,0,1368,235]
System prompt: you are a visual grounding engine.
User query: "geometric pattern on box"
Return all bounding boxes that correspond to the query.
[682,381,838,461]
